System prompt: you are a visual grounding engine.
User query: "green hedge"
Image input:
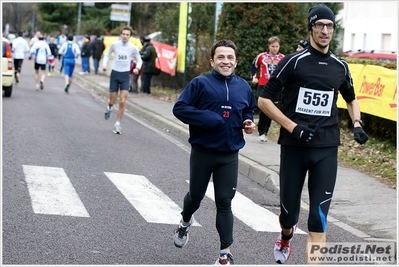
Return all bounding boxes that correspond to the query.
[338,109,396,144]
[342,57,397,70]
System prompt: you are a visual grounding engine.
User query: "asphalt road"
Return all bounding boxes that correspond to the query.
[1,60,393,265]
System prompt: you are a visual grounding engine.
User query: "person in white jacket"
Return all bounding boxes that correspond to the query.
[12,31,30,84]
[29,35,51,90]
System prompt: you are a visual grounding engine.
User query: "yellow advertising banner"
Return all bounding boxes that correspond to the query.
[102,36,142,56]
[337,64,397,121]
[177,2,188,73]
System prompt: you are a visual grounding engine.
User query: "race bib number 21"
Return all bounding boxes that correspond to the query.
[295,87,333,117]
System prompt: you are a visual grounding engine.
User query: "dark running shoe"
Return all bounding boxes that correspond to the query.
[104,106,113,120]
[64,83,70,94]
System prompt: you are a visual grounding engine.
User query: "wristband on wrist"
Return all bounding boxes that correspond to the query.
[353,119,363,127]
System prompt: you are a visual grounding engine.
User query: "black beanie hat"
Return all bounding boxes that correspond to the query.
[308,4,335,31]
[298,39,309,49]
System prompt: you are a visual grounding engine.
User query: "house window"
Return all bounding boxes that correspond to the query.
[351,33,356,51]
[381,34,391,51]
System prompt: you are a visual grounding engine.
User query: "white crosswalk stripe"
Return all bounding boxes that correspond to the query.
[105,172,200,226]
[202,181,306,234]
[22,166,305,234]
[22,165,90,217]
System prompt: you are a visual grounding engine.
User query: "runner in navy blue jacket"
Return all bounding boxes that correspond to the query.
[172,39,257,265]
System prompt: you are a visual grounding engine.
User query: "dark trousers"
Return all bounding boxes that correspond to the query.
[181,149,238,250]
[130,73,139,93]
[141,72,153,94]
[93,58,100,74]
[258,110,272,136]
[257,85,273,136]
[279,146,338,232]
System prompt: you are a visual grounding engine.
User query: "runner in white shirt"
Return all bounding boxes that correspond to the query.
[12,31,30,84]
[102,26,142,134]
[29,31,41,48]
[29,36,51,90]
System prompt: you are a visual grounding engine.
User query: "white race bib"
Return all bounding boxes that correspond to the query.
[295,87,333,117]
[116,53,129,62]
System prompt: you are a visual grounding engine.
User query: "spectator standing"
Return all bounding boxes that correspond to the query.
[102,26,142,134]
[47,37,58,76]
[172,39,257,265]
[57,32,67,72]
[56,33,67,58]
[58,34,81,93]
[258,4,369,264]
[7,31,16,48]
[11,31,30,84]
[129,56,141,94]
[296,39,309,51]
[80,36,92,75]
[139,36,156,94]
[92,35,106,74]
[29,35,51,90]
[251,36,285,142]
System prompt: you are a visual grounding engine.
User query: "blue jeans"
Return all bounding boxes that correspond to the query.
[93,58,100,74]
[82,57,89,72]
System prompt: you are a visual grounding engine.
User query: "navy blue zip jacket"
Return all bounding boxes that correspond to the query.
[173,69,257,154]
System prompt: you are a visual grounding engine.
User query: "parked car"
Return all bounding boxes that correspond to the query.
[341,50,397,61]
[2,37,14,97]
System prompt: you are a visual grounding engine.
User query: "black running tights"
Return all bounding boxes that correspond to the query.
[181,149,238,250]
[279,145,338,233]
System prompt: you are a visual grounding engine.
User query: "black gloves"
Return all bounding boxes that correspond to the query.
[292,124,315,142]
[353,127,368,144]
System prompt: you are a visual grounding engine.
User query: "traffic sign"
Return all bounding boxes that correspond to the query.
[110,4,131,22]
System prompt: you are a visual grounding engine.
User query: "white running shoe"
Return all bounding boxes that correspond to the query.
[113,123,122,134]
[173,216,193,248]
[215,252,234,265]
[274,224,297,264]
[258,134,267,142]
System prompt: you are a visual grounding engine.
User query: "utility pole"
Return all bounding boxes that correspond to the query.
[127,2,132,26]
[77,2,82,36]
[214,2,223,42]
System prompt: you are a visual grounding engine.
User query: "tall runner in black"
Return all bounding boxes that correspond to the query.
[258,4,368,264]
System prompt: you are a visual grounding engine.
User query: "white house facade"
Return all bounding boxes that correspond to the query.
[337,1,398,53]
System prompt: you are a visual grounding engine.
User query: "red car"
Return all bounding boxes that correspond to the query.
[341,50,397,61]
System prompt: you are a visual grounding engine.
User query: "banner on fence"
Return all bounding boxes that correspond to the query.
[151,40,178,76]
[337,64,397,121]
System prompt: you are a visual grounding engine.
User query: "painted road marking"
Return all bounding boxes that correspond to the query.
[105,172,200,226]
[203,181,306,234]
[21,166,304,233]
[22,165,90,217]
